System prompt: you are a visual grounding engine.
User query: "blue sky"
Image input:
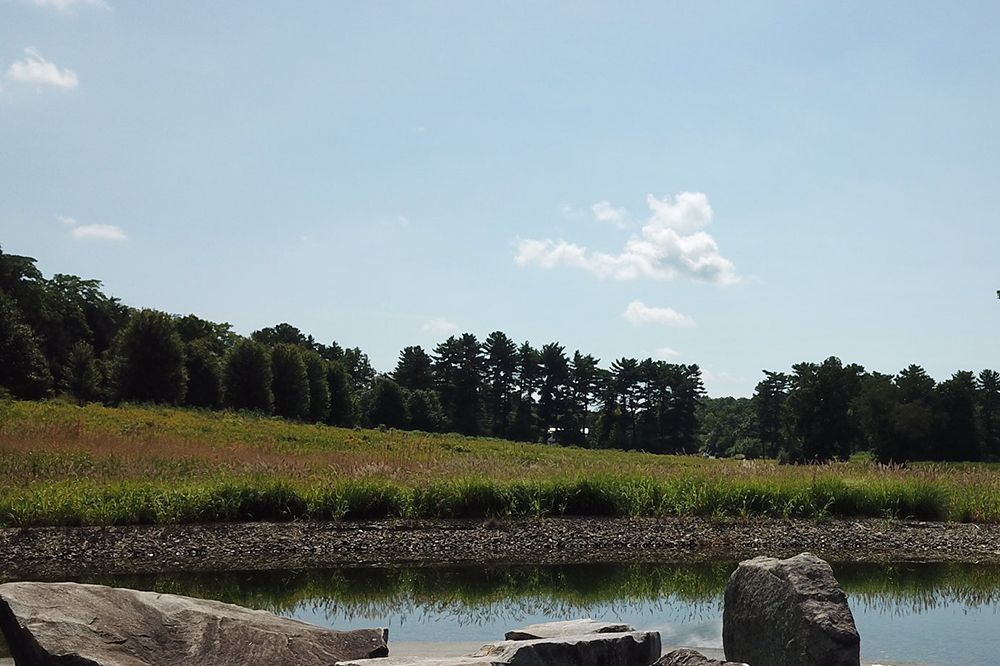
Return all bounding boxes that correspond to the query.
[2,0,998,397]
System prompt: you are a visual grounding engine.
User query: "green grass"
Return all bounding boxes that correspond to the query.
[1,399,999,526]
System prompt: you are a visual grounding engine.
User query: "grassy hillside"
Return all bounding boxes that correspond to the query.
[1,400,999,526]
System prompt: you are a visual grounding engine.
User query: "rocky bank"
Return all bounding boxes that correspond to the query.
[2,517,1000,578]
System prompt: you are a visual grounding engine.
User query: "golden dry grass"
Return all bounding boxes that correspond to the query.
[1,399,999,525]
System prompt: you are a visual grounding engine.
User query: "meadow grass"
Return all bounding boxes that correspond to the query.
[1,399,999,527]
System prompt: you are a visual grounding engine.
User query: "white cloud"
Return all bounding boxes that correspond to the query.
[655,346,683,360]
[21,0,110,10]
[56,215,77,225]
[515,192,738,285]
[623,300,695,327]
[72,224,125,240]
[513,238,589,270]
[592,200,628,229]
[421,317,459,335]
[7,48,78,89]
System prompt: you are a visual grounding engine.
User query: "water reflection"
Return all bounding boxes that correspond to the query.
[2,561,999,665]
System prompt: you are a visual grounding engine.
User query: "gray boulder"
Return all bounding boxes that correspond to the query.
[475,631,661,666]
[655,648,748,666]
[505,619,634,641]
[0,581,388,666]
[722,552,860,666]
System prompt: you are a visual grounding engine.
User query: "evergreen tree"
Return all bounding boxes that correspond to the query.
[61,341,102,404]
[271,343,311,420]
[224,338,274,414]
[566,351,602,446]
[600,358,641,449]
[937,371,980,461]
[183,339,224,409]
[538,342,570,443]
[110,309,187,405]
[754,371,790,458]
[661,363,705,454]
[483,331,518,438]
[325,360,356,427]
[853,372,898,462]
[785,357,864,462]
[393,345,434,390]
[892,364,939,461]
[509,395,538,443]
[977,369,1000,460]
[302,350,331,423]
[433,333,483,435]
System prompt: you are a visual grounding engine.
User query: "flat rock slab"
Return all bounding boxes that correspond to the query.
[335,658,497,666]
[339,632,661,666]
[656,648,748,666]
[722,552,860,666]
[505,619,634,641]
[476,631,661,666]
[0,581,388,666]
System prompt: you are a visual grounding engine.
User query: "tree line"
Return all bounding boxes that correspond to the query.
[699,357,1000,463]
[0,247,703,452]
[4,246,996,462]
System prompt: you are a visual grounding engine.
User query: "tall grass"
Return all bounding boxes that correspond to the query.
[1,399,999,526]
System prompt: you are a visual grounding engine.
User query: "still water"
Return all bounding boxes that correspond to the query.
[3,561,999,665]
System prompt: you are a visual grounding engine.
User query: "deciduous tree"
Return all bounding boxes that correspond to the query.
[368,377,408,429]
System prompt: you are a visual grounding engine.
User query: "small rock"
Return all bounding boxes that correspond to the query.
[655,648,748,666]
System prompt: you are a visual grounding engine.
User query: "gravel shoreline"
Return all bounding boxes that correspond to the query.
[2,516,1000,578]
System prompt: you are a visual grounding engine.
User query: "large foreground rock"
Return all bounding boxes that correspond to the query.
[505,619,634,641]
[722,552,860,666]
[655,648,748,666]
[0,581,388,666]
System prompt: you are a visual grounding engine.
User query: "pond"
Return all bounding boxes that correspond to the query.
[2,561,999,665]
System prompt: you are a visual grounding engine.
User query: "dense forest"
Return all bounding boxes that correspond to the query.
[1,246,997,463]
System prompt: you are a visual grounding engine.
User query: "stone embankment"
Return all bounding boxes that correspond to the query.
[1,517,999,577]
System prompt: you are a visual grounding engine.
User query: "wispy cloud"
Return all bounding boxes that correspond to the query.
[7,48,78,89]
[515,192,738,285]
[421,317,458,335]
[56,215,77,225]
[559,203,582,220]
[591,201,629,229]
[623,300,695,327]
[655,346,683,359]
[21,0,110,10]
[72,224,126,240]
